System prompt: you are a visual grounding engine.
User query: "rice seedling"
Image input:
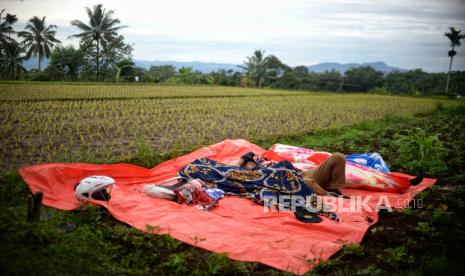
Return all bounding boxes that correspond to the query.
[0,83,456,173]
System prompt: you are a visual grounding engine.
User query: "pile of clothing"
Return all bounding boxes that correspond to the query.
[144,178,225,211]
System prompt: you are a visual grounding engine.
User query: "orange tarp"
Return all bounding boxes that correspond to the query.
[19,139,435,274]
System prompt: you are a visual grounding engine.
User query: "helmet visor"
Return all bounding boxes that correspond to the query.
[91,185,113,201]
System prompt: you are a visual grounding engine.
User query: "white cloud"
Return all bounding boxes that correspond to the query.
[2,0,465,71]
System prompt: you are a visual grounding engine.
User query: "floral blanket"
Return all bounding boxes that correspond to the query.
[177,158,314,203]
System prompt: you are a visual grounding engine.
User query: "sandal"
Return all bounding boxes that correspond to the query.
[328,190,351,199]
[294,206,322,223]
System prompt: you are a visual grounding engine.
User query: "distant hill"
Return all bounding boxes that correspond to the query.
[134,60,242,73]
[22,57,406,74]
[134,60,406,74]
[23,58,50,71]
[308,61,406,73]
[22,58,242,73]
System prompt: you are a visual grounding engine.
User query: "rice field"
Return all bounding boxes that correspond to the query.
[0,82,308,100]
[0,82,453,173]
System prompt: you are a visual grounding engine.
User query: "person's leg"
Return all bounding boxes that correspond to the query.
[329,153,346,188]
[302,152,346,190]
[303,177,328,195]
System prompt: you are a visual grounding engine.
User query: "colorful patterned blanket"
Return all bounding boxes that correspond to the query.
[263,144,411,193]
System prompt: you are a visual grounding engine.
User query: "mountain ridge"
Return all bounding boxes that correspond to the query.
[22,57,407,73]
[134,60,406,73]
[307,61,406,73]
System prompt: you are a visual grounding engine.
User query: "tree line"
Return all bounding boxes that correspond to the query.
[1,5,464,97]
[0,4,131,82]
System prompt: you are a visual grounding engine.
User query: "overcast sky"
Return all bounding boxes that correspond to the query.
[3,0,465,72]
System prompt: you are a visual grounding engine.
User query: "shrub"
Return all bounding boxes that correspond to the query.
[389,128,447,175]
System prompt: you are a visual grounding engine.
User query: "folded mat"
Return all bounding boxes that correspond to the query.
[19,139,436,274]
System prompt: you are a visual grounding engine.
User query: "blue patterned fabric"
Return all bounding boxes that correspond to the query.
[178,158,314,203]
[346,152,391,173]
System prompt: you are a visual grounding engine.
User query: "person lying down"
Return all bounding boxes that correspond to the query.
[237,151,348,196]
[74,157,338,223]
[238,151,424,195]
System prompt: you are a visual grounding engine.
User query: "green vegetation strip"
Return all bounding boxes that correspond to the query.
[0,83,310,101]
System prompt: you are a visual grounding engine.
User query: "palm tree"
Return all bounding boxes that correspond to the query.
[0,40,27,80]
[240,50,286,87]
[5,13,17,38]
[0,9,13,45]
[240,50,270,87]
[69,4,126,80]
[18,16,61,70]
[444,26,465,97]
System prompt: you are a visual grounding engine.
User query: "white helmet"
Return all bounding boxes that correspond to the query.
[75,176,115,201]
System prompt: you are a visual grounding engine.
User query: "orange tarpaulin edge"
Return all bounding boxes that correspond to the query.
[19,139,436,274]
